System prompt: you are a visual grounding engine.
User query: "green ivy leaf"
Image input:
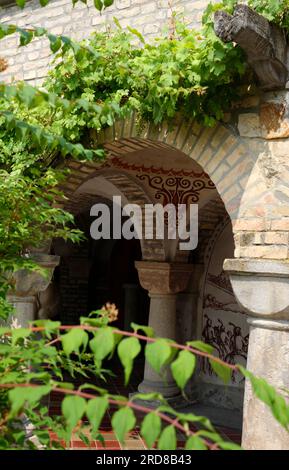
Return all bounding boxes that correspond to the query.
[49,35,62,54]
[52,382,74,391]
[86,397,108,436]
[171,350,196,390]
[62,395,86,431]
[9,385,51,417]
[33,319,60,338]
[127,26,145,44]
[131,392,164,402]
[94,0,103,11]
[158,425,176,450]
[89,327,114,365]
[111,407,136,444]
[117,337,141,385]
[176,412,215,431]
[16,0,26,8]
[61,328,88,356]
[218,442,242,450]
[185,435,207,450]
[19,30,33,46]
[209,359,231,384]
[141,412,161,448]
[239,366,289,430]
[11,328,31,346]
[145,339,172,373]
[187,340,214,354]
[104,0,114,6]
[131,322,154,337]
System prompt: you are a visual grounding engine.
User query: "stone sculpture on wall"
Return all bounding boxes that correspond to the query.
[214,4,288,91]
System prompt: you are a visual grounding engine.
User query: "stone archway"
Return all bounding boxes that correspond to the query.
[56,125,243,404]
[34,107,289,448]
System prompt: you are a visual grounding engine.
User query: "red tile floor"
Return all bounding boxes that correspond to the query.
[48,359,242,450]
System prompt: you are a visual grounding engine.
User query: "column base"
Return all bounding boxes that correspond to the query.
[7,295,37,327]
[138,378,180,398]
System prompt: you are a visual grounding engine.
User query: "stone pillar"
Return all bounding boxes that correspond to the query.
[7,254,60,327]
[135,261,193,400]
[224,258,289,450]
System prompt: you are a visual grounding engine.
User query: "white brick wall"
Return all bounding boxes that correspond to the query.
[0,0,212,84]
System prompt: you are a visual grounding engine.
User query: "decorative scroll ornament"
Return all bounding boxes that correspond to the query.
[136,174,215,206]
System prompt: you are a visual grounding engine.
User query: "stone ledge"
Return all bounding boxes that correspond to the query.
[224,258,289,319]
[224,258,289,277]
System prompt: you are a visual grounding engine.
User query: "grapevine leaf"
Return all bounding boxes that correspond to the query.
[117,337,141,384]
[62,395,86,431]
[158,425,176,450]
[171,350,196,390]
[209,358,231,384]
[145,339,172,373]
[111,407,136,444]
[86,397,108,436]
[140,412,161,448]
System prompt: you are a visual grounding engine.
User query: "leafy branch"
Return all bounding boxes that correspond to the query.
[0,321,240,450]
[1,319,289,450]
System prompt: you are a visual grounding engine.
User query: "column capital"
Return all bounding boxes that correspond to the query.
[224,258,289,320]
[9,254,60,298]
[135,261,193,295]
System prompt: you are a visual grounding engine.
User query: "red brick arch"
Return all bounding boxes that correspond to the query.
[60,113,287,261]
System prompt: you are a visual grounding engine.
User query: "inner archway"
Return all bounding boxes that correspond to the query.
[51,129,251,437]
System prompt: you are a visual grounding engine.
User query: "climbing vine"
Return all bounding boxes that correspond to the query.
[2,1,289,156]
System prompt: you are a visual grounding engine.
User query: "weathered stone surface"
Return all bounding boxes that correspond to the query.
[225,258,289,449]
[136,261,193,400]
[9,254,59,297]
[243,317,289,450]
[238,113,261,138]
[224,258,289,319]
[259,91,289,138]
[135,261,193,295]
[260,102,289,138]
[7,254,59,327]
[214,5,288,91]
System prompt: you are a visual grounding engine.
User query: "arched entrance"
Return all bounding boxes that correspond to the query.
[48,128,249,429]
[23,108,289,448]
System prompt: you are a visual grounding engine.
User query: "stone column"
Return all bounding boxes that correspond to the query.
[7,254,60,327]
[224,258,289,450]
[135,261,193,400]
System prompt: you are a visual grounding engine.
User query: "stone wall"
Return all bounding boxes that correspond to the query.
[0,0,211,84]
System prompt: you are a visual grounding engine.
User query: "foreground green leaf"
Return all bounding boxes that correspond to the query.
[117,337,141,384]
[62,395,86,431]
[141,412,161,448]
[171,350,196,390]
[86,397,108,436]
[158,425,176,450]
[209,358,232,384]
[61,328,88,356]
[111,407,136,444]
[145,339,172,374]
